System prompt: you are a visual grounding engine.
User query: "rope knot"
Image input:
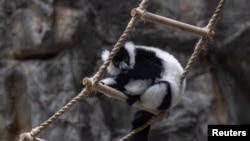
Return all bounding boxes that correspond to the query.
[203,27,215,40]
[19,128,47,141]
[19,132,34,141]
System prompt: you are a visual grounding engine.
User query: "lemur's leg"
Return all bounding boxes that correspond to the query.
[130,110,154,141]
[141,81,172,110]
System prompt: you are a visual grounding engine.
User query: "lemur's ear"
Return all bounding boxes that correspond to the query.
[124,41,136,50]
[101,50,110,61]
[124,41,136,69]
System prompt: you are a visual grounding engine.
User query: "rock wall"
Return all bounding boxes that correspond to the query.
[0,0,250,141]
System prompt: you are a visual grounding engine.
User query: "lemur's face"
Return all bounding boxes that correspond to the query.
[113,47,130,73]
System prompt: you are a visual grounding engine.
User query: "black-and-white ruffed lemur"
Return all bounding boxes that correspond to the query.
[101,41,186,141]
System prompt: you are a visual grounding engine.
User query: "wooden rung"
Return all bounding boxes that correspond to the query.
[83,77,159,115]
[131,8,214,37]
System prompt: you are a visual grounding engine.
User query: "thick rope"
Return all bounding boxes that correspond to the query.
[92,0,150,86]
[180,0,226,83]
[19,133,46,141]
[180,36,209,82]
[92,17,139,85]
[18,0,227,140]
[19,86,92,141]
[120,0,227,140]
[19,1,151,140]
[18,11,141,141]
[206,0,227,35]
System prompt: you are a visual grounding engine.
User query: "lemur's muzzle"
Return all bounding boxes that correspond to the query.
[119,61,128,72]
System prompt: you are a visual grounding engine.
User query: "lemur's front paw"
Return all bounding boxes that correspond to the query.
[100,77,116,85]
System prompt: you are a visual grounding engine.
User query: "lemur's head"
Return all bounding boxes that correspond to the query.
[102,41,136,75]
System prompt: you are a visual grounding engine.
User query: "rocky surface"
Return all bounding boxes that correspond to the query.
[0,0,250,141]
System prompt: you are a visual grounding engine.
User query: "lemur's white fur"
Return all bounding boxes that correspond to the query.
[124,41,136,69]
[101,50,121,76]
[141,82,169,109]
[124,79,152,95]
[101,42,186,109]
[101,77,117,86]
[125,42,185,108]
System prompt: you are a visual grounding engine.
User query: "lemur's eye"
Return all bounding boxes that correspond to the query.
[114,62,119,66]
[124,57,129,63]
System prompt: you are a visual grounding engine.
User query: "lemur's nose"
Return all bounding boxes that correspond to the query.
[119,61,128,72]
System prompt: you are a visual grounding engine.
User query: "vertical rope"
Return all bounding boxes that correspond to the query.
[206,0,227,32]
[120,0,227,140]
[180,0,226,83]
[18,0,227,141]
[180,36,209,82]
[19,1,151,141]
[92,17,139,85]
